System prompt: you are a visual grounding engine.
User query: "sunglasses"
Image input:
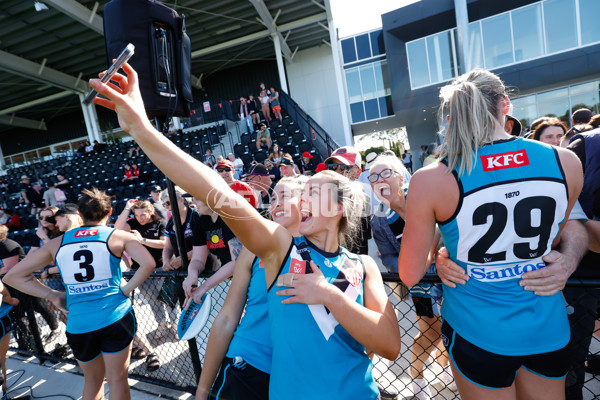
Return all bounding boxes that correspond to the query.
[217,168,232,172]
[39,216,56,224]
[368,168,394,183]
[326,162,352,172]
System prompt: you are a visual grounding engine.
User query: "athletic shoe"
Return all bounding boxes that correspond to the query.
[376,381,398,400]
[411,378,432,400]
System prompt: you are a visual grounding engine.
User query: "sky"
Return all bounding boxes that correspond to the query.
[330,0,421,38]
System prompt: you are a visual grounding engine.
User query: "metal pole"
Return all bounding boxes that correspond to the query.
[155,117,202,384]
[454,0,471,73]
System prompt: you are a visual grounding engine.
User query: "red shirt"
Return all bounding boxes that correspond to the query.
[230,180,258,208]
[124,170,133,179]
[131,168,140,177]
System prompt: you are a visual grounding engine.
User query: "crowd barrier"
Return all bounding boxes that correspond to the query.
[9,272,600,399]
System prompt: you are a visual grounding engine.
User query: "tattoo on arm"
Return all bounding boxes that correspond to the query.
[229,238,242,261]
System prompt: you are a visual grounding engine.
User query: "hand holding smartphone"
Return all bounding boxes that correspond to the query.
[82,43,135,105]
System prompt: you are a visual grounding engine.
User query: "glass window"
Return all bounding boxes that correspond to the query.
[537,87,570,123]
[406,38,430,88]
[481,13,513,68]
[373,61,390,98]
[511,3,544,61]
[543,0,577,54]
[569,81,600,116]
[370,30,385,56]
[378,96,393,117]
[426,31,455,83]
[345,68,362,103]
[579,0,600,45]
[511,95,538,131]
[341,38,357,64]
[468,22,484,69]
[350,102,365,123]
[364,99,380,120]
[355,34,371,60]
[359,64,377,100]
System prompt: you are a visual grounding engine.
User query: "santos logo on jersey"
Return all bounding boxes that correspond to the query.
[74,229,98,237]
[467,261,545,282]
[68,279,110,294]
[481,150,529,171]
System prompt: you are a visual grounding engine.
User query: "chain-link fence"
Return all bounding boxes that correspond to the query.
[7,272,600,399]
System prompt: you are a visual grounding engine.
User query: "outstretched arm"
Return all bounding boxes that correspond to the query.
[90,65,289,263]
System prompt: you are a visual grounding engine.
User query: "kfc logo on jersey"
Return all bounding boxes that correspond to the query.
[343,268,362,287]
[481,150,529,171]
[290,258,306,274]
[74,229,98,237]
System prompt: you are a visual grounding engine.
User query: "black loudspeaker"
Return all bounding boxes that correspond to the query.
[103,0,192,118]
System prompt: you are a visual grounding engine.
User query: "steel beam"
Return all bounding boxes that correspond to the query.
[0,50,87,93]
[249,0,293,62]
[0,91,74,115]
[0,115,47,131]
[43,0,103,34]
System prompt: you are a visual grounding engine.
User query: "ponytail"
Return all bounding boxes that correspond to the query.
[438,69,506,176]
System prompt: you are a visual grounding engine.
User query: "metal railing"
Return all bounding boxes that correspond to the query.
[9,273,600,399]
[279,91,341,159]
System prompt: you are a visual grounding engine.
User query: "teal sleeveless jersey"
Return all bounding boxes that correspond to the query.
[267,237,378,399]
[56,225,131,334]
[226,256,272,373]
[439,138,570,355]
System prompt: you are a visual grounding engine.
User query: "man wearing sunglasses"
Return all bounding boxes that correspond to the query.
[215,160,258,208]
[148,185,167,223]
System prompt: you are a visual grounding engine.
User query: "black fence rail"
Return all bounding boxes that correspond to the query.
[8,272,600,399]
[279,91,340,159]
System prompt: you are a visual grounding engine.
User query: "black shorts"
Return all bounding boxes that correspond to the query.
[0,313,13,340]
[66,310,136,363]
[209,357,270,400]
[441,320,569,389]
[412,296,436,318]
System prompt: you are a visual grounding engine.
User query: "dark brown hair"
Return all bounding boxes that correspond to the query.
[78,188,112,222]
[532,118,566,141]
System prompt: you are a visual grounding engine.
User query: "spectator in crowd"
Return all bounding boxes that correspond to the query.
[265,159,281,182]
[203,148,216,168]
[195,177,304,400]
[256,123,272,151]
[34,206,60,249]
[269,143,284,166]
[244,164,274,217]
[130,161,143,181]
[300,152,317,175]
[84,141,94,153]
[55,173,72,198]
[370,155,454,398]
[5,189,155,400]
[75,141,86,157]
[121,163,138,183]
[248,94,261,127]
[0,178,8,193]
[93,140,106,153]
[54,203,83,233]
[279,157,297,178]
[315,162,327,173]
[532,117,566,147]
[572,108,593,126]
[20,175,43,215]
[182,197,242,313]
[324,146,371,255]
[269,86,282,122]
[4,209,21,232]
[0,211,7,226]
[504,115,522,137]
[149,185,168,223]
[403,150,412,172]
[419,144,427,168]
[89,64,401,399]
[259,85,271,125]
[563,115,595,148]
[43,181,66,207]
[228,153,244,180]
[589,114,600,128]
[129,141,141,158]
[215,160,257,208]
[422,143,438,167]
[239,97,252,133]
[399,69,582,400]
[0,274,18,398]
[115,199,166,371]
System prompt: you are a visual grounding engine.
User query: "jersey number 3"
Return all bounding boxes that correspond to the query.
[73,249,95,282]
[468,196,556,263]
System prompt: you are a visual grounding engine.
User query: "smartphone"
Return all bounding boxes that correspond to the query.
[82,43,135,105]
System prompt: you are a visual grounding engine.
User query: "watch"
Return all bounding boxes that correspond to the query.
[143,238,147,243]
